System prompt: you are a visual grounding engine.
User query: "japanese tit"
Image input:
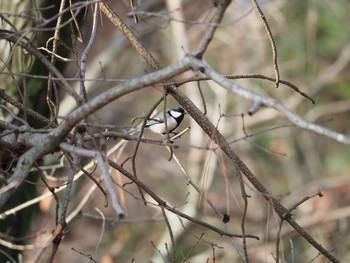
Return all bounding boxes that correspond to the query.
[130,106,186,135]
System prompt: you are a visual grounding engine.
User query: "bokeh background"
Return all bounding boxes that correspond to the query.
[1,0,350,262]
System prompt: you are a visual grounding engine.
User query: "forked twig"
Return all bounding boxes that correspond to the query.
[60,143,125,218]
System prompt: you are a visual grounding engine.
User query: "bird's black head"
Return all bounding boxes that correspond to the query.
[168,106,186,123]
[171,106,185,113]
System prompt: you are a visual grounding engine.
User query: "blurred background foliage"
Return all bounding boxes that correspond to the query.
[1,0,350,262]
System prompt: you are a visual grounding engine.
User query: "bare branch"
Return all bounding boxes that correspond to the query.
[99,2,161,71]
[166,79,340,262]
[108,159,259,240]
[251,0,280,88]
[59,142,125,218]
[192,0,231,58]
[186,57,350,145]
[79,2,99,101]
[0,30,82,105]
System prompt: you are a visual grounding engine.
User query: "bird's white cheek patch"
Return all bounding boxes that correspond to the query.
[170,111,182,118]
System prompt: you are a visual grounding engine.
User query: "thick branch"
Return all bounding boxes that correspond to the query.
[0,58,192,208]
[188,57,350,145]
[166,83,340,262]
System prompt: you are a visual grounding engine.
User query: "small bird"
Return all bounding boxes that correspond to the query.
[129,106,186,135]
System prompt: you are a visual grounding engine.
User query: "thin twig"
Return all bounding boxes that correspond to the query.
[251,0,280,88]
[71,248,98,263]
[65,181,99,224]
[0,89,52,126]
[108,159,259,240]
[45,152,76,262]
[36,165,60,225]
[172,74,314,104]
[166,84,340,262]
[166,146,223,218]
[0,30,81,104]
[69,0,84,41]
[79,2,99,102]
[192,0,232,58]
[179,233,205,263]
[130,98,164,205]
[46,0,67,119]
[161,207,176,262]
[93,208,105,258]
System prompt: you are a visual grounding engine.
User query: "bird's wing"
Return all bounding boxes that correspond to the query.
[145,114,166,127]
